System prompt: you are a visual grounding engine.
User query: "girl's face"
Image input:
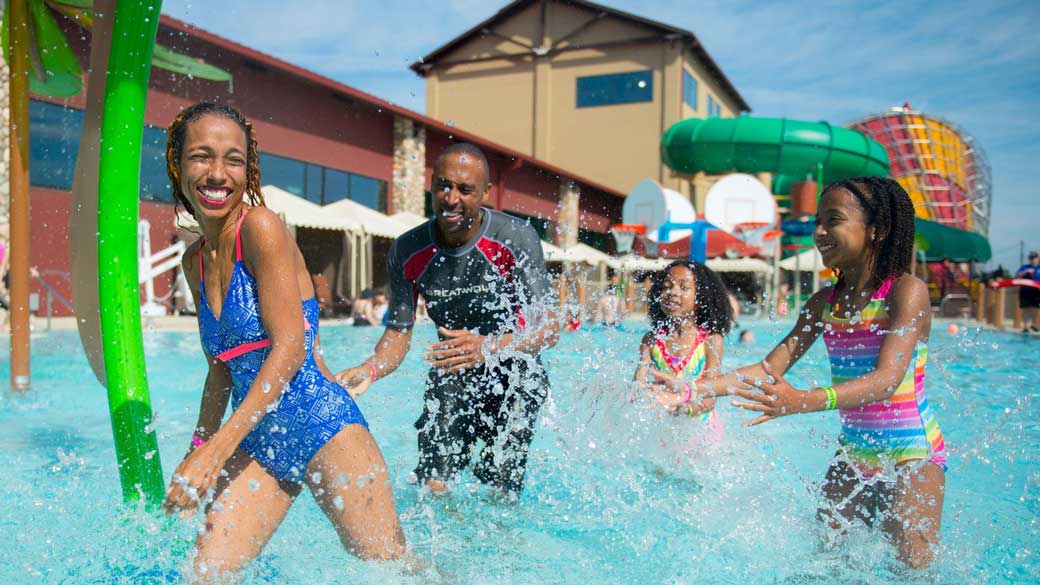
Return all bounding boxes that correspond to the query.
[814,188,876,271]
[179,114,249,223]
[661,265,698,320]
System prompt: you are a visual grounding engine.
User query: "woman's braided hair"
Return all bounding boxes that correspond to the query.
[823,176,916,286]
[165,102,265,219]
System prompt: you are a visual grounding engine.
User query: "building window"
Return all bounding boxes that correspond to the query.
[576,70,653,108]
[140,126,172,202]
[29,99,84,191]
[504,210,551,241]
[323,168,350,204]
[304,163,323,204]
[707,96,722,118]
[260,152,305,196]
[682,70,698,111]
[349,173,387,212]
[29,99,172,202]
[578,228,610,251]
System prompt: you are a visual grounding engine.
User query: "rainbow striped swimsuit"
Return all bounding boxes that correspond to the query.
[650,329,720,426]
[822,278,946,477]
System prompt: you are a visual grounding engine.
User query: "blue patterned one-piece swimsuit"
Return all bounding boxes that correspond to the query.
[197,208,367,482]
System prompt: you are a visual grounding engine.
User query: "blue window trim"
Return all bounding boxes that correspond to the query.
[682,70,698,111]
[576,70,653,108]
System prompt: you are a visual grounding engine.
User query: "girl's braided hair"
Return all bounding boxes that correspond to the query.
[165,102,265,219]
[823,176,916,286]
[648,260,734,334]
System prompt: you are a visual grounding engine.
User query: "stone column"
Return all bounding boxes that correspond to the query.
[392,115,426,216]
[555,179,579,248]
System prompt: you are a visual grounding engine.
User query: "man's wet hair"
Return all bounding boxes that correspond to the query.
[435,142,492,187]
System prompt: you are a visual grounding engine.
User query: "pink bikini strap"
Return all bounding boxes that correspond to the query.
[234,207,250,262]
[872,276,895,300]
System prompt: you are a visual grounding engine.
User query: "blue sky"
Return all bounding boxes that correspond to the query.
[164,0,1039,270]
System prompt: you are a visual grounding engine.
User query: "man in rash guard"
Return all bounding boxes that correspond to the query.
[336,143,559,497]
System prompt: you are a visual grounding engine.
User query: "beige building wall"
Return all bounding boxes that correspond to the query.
[423,2,744,202]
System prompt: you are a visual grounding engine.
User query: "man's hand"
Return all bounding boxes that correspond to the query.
[425,326,488,373]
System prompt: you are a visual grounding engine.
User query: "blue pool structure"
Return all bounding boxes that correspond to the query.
[0,317,1036,583]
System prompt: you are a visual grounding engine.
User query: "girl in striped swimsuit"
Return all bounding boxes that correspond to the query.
[717,177,945,568]
[636,261,733,432]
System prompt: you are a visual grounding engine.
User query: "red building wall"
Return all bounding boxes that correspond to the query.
[27,16,623,317]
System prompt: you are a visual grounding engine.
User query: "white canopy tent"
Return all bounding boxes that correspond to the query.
[324,198,409,239]
[390,211,429,232]
[261,185,361,232]
[707,257,773,274]
[778,248,824,272]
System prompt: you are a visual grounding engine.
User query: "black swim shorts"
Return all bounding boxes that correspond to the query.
[413,357,549,495]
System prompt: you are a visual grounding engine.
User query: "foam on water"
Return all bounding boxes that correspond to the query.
[0,319,1036,583]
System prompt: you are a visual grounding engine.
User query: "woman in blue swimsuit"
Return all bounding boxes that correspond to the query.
[161,103,406,578]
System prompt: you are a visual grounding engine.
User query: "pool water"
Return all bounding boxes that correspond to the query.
[0,318,1036,583]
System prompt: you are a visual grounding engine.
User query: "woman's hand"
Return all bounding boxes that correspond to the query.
[730,361,810,425]
[334,365,373,398]
[163,441,228,514]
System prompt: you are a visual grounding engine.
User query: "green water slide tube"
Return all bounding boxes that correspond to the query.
[661,117,889,193]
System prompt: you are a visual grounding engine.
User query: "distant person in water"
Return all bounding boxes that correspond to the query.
[161,103,406,579]
[335,143,559,498]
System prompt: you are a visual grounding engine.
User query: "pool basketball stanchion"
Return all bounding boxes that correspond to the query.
[95,0,166,505]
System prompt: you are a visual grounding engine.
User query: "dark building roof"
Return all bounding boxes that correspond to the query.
[409,0,751,113]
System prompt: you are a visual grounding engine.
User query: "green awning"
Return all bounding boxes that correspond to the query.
[914,218,991,262]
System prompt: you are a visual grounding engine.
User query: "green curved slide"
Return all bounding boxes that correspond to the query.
[661,117,889,193]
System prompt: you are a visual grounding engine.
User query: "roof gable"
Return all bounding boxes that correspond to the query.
[411,0,750,112]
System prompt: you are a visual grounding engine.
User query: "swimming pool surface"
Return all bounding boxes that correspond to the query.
[0,318,1036,583]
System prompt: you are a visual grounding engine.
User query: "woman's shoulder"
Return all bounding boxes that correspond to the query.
[239,206,291,252]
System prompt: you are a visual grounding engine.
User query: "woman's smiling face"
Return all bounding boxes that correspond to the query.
[179,114,249,223]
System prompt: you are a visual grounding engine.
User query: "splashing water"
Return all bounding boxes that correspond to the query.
[0,320,1036,582]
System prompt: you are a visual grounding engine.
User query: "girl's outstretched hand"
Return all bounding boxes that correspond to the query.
[730,361,805,426]
[647,369,703,416]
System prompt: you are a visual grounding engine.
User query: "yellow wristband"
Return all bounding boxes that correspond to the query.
[822,386,837,410]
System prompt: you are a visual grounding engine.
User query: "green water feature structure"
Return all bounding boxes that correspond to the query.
[661,116,890,195]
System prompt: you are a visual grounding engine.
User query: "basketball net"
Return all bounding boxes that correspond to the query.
[610,224,645,255]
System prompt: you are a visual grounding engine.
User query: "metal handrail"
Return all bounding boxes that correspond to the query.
[31,270,74,330]
[939,293,972,318]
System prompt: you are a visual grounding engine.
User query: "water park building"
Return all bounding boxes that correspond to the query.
[412,0,752,204]
[20,13,627,317]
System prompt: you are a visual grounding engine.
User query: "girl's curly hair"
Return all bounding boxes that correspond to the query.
[648,260,734,334]
[165,102,265,219]
[823,176,916,286]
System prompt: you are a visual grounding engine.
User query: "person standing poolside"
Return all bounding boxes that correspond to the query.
[1015,251,1040,332]
[161,103,406,579]
[336,143,559,497]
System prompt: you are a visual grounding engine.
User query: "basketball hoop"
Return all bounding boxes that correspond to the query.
[610,223,645,255]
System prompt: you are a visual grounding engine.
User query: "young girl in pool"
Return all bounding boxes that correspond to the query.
[658,177,946,568]
[161,103,406,579]
[635,260,733,430]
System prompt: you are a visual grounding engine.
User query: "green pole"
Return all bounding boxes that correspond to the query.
[97,0,165,505]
